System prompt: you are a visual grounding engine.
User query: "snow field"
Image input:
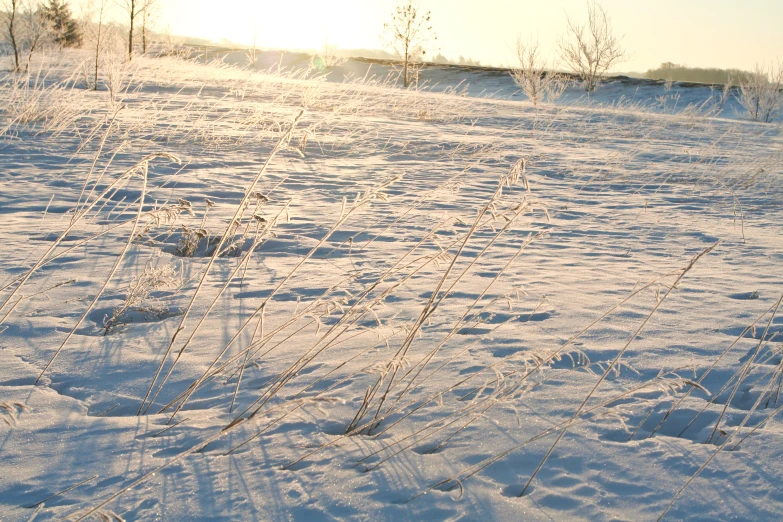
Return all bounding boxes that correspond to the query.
[0,51,782,521]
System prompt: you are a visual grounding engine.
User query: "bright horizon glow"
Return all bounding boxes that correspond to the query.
[159,0,783,72]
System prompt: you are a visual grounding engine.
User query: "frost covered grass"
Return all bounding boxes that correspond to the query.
[1,50,783,521]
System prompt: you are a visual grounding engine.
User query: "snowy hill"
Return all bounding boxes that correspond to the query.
[0,51,782,521]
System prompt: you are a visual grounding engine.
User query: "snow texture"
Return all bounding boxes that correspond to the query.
[1,50,782,521]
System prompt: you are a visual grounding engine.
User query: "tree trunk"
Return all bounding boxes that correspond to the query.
[142,13,147,54]
[8,1,20,72]
[128,0,135,61]
[251,34,256,66]
[25,42,34,73]
[94,23,102,90]
[403,51,409,88]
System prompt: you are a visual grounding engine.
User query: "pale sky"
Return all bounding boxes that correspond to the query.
[159,0,783,72]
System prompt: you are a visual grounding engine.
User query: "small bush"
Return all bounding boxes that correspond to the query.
[737,62,783,123]
[510,36,569,105]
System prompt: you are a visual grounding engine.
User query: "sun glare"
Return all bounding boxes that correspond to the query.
[164,0,386,51]
[159,0,783,72]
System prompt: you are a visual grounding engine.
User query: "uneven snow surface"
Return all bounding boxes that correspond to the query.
[1,53,782,521]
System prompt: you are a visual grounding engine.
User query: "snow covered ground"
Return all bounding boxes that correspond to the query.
[222,50,753,120]
[0,51,782,521]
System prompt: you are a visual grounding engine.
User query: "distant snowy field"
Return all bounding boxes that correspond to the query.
[226,50,756,120]
[1,51,782,521]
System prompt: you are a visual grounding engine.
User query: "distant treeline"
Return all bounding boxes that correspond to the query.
[644,62,751,85]
[431,53,482,66]
[340,50,482,67]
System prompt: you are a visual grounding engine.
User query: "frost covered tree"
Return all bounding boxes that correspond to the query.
[558,0,626,92]
[510,36,568,105]
[116,0,143,60]
[738,63,783,123]
[248,20,258,66]
[41,0,80,48]
[2,0,50,72]
[140,0,159,54]
[0,0,23,71]
[381,0,437,88]
[82,0,113,89]
[20,1,48,71]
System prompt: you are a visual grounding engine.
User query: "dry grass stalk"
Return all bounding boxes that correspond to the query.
[0,401,29,426]
[517,243,719,497]
[35,153,180,383]
[103,261,178,334]
[138,111,304,414]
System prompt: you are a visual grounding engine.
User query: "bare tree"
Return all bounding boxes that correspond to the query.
[558,1,626,92]
[315,37,345,69]
[737,62,783,123]
[381,0,437,88]
[247,19,257,67]
[510,36,569,105]
[140,0,158,54]
[116,0,142,60]
[1,0,52,72]
[21,1,49,72]
[82,0,113,89]
[1,0,23,71]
